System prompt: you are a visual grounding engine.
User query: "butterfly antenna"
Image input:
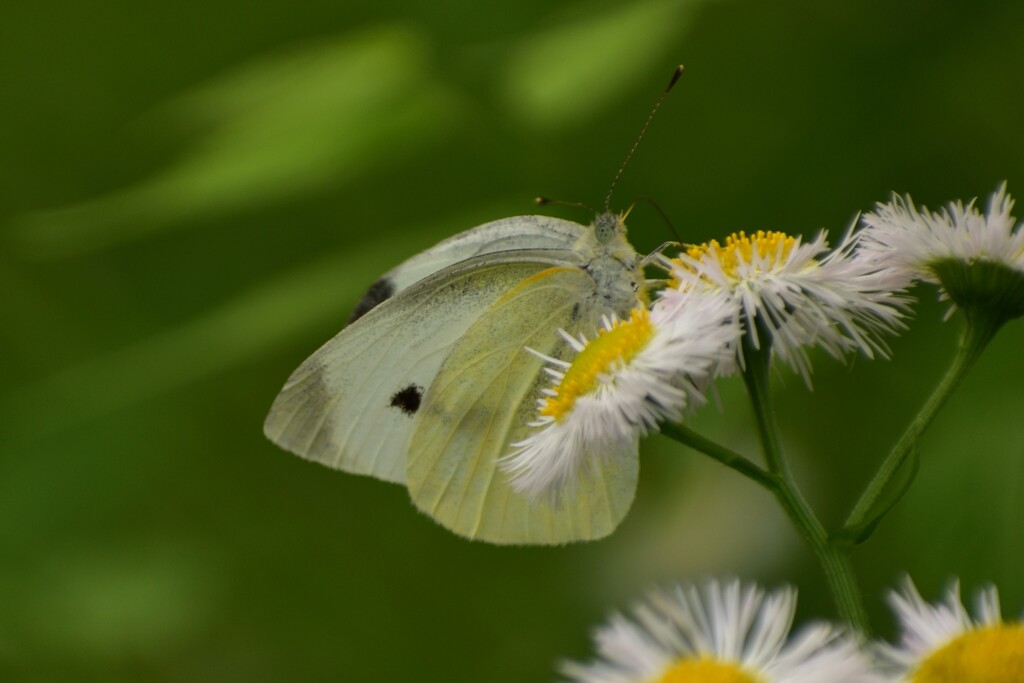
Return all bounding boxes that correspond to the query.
[535,196,596,213]
[604,64,684,212]
[631,195,681,242]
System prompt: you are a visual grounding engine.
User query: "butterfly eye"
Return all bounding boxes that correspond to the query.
[593,213,619,244]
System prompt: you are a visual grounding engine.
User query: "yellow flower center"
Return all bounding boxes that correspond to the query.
[912,623,1024,683]
[540,308,653,420]
[654,657,764,683]
[672,231,798,285]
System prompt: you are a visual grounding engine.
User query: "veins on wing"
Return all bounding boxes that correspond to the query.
[414,297,574,491]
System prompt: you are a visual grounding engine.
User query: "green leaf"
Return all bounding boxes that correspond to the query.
[833,443,921,546]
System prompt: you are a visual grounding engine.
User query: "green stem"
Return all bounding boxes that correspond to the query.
[770,467,869,632]
[660,422,776,489]
[740,332,785,475]
[740,331,870,633]
[663,417,872,630]
[843,314,1001,533]
[663,419,871,631]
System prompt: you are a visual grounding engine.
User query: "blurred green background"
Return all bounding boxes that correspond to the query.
[2,0,1023,680]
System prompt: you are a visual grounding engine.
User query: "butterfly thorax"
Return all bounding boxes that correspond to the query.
[575,212,646,319]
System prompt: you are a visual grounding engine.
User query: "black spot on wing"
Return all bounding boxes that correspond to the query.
[348,277,396,323]
[389,384,423,416]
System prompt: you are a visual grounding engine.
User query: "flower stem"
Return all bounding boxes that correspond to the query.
[769,466,870,632]
[842,313,1002,535]
[740,330,870,632]
[660,422,776,489]
[663,418,871,630]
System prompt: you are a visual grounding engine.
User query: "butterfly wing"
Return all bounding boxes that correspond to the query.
[406,265,640,545]
[348,215,586,322]
[264,249,585,484]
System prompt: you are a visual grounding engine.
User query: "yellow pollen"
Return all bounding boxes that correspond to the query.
[671,230,798,285]
[540,308,654,420]
[654,657,764,683]
[912,623,1024,683]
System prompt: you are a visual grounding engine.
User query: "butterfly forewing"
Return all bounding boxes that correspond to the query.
[350,216,587,322]
[264,250,584,484]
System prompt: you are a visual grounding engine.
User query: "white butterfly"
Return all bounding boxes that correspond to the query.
[264,211,648,544]
[265,65,684,544]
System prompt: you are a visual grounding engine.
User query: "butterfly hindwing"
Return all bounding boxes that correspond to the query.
[406,265,640,544]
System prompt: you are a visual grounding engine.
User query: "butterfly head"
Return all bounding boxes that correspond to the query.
[593,211,627,244]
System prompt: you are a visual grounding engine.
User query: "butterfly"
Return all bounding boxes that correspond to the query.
[264,212,647,544]
[264,66,683,544]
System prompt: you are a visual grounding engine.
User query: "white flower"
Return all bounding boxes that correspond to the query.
[860,182,1024,286]
[659,228,908,384]
[877,576,1024,682]
[561,579,879,683]
[859,183,1024,321]
[501,296,737,502]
